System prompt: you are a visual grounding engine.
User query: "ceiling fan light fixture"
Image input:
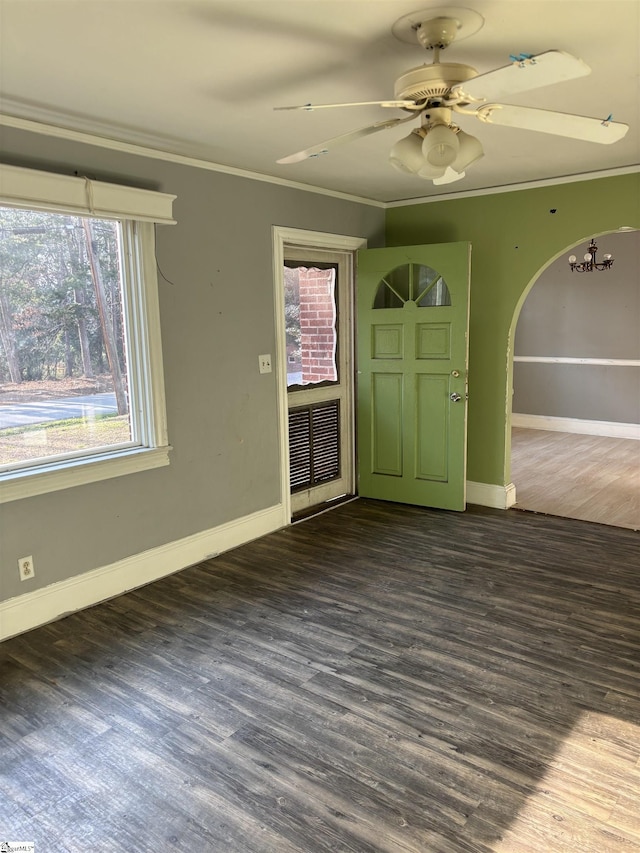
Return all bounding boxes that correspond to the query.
[422,124,460,167]
[451,130,484,171]
[417,159,447,179]
[433,166,466,185]
[389,130,425,174]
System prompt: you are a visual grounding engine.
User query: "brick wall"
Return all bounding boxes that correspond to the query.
[298,268,337,384]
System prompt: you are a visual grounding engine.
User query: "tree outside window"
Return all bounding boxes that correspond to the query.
[0,207,133,469]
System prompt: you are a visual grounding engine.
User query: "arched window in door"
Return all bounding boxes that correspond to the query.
[373,263,451,309]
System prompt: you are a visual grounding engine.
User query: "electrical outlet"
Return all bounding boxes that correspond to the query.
[258,353,272,374]
[18,555,35,581]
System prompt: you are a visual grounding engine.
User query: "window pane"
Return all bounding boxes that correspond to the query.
[373,265,410,308]
[416,265,452,307]
[0,207,134,470]
[284,265,338,388]
[374,263,451,308]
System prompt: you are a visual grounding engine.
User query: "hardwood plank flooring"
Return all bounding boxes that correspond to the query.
[511,428,640,530]
[1,499,639,852]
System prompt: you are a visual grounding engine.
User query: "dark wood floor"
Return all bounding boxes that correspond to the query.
[1,499,639,852]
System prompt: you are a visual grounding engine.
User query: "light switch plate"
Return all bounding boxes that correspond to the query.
[258,354,272,374]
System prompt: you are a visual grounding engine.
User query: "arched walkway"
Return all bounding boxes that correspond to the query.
[508,230,639,529]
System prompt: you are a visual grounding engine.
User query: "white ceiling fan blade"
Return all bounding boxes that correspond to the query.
[276,114,416,164]
[476,104,629,143]
[275,100,419,111]
[454,51,590,103]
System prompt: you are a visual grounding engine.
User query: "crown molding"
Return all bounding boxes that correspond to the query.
[0,111,385,209]
[386,164,640,207]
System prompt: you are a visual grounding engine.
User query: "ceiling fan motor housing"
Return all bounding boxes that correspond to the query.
[394,62,478,107]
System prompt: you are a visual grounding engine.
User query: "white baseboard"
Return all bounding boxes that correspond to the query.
[467,481,517,510]
[1,503,286,642]
[512,413,640,440]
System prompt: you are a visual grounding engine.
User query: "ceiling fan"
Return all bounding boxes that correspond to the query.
[275,6,629,185]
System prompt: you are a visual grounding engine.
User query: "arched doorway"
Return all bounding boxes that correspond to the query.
[508,230,639,529]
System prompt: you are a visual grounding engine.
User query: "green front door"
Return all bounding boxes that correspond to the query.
[357,242,471,511]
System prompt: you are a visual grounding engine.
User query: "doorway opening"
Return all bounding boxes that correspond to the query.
[272,227,366,523]
[508,229,639,530]
[284,250,352,518]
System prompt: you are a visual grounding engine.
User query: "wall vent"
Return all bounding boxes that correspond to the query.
[289,400,340,492]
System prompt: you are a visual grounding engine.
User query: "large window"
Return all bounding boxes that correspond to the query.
[0,164,175,502]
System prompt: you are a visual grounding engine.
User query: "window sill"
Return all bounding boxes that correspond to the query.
[0,445,172,504]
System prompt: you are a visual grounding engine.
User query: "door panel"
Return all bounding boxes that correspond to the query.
[371,372,403,475]
[357,243,470,511]
[416,373,448,481]
[417,323,450,358]
[373,324,403,359]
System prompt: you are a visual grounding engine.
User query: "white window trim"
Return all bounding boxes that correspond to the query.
[0,163,176,223]
[0,164,176,504]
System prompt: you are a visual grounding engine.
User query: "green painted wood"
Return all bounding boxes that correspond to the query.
[357,242,471,510]
[416,373,448,481]
[371,372,403,475]
[385,174,640,489]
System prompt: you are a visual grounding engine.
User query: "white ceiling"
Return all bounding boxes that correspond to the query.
[1,0,638,203]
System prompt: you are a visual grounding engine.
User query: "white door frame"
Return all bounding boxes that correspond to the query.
[272,226,367,522]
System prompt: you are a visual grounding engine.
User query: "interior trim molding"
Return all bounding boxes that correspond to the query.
[0,446,171,505]
[512,413,640,440]
[0,503,287,642]
[0,112,384,209]
[0,162,176,223]
[514,356,640,367]
[386,164,640,207]
[467,480,517,509]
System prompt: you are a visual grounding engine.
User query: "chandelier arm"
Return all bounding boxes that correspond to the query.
[568,239,614,272]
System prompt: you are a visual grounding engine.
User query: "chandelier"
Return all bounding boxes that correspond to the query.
[568,239,614,272]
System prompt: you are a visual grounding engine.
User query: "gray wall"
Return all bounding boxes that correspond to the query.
[513,230,640,423]
[0,125,385,604]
